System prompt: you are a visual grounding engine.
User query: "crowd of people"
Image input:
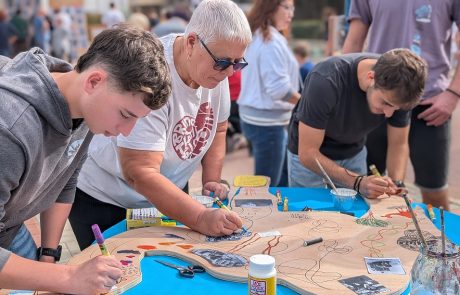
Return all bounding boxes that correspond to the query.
[0,0,459,293]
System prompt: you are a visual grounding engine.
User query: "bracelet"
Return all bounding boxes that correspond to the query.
[353,175,364,192]
[446,88,460,99]
[353,176,361,191]
[356,176,364,194]
[393,180,406,188]
[220,179,231,190]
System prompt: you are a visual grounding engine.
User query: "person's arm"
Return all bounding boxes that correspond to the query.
[287,92,301,105]
[259,40,299,105]
[119,148,242,236]
[0,252,122,294]
[298,122,359,189]
[418,59,460,126]
[342,19,369,53]
[298,122,394,198]
[39,203,71,263]
[385,124,410,183]
[201,121,229,199]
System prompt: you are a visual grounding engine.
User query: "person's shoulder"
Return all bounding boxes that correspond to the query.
[0,92,32,132]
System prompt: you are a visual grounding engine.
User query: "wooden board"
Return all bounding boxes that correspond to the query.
[47,178,441,294]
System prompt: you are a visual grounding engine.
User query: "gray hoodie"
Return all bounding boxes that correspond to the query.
[0,48,92,270]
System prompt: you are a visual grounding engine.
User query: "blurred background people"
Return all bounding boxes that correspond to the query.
[0,9,17,57]
[9,9,28,56]
[238,0,300,187]
[32,9,51,53]
[152,7,188,37]
[128,9,150,31]
[293,40,315,86]
[101,2,125,29]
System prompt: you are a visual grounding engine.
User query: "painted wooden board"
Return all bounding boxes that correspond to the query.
[37,178,441,295]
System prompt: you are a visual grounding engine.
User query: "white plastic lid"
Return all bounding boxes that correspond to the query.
[249,254,275,273]
[330,188,357,197]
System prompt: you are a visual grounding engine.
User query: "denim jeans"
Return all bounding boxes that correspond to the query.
[288,148,368,188]
[8,224,37,260]
[240,121,288,187]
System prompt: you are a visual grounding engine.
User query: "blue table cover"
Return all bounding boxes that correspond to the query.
[103,188,460,295]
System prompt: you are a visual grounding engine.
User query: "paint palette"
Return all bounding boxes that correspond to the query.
[192,195,214,208]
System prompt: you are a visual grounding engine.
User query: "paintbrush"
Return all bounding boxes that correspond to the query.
[401,194,427,248]
[314,158,338,194]
[440,206,446,256]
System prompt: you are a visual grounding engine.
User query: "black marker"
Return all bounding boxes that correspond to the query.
[303,237,323,247]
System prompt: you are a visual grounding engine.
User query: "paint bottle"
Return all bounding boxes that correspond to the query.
[282,196,288,212]
[248,254,276,295]
[276,190,282,205]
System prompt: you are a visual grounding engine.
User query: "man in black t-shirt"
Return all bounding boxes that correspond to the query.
[287,48,427,198]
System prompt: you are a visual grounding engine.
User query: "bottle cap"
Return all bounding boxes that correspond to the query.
[249,254,275,273]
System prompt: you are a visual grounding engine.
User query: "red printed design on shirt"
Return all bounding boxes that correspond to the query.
[172,102,214,160]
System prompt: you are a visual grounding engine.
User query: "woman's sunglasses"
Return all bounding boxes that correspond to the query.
[197,35,248,72]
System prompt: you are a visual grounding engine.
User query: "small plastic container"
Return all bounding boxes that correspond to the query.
[330,188,357,211]
[191,195,214,208]
[248,254,276,295]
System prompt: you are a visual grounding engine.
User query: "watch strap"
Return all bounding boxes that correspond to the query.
[37,245,62,262]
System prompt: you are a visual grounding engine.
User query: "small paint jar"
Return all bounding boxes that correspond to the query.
[248,254,276,295]
[330,188,357,211]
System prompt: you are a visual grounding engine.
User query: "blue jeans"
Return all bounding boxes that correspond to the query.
[8,224,37,260]
[240,122,288,187]
[288,148,367,188]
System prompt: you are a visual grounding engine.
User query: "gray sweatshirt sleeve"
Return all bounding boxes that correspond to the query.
[0,128,26,270]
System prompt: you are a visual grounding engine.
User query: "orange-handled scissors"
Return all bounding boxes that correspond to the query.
[155,259,206,278]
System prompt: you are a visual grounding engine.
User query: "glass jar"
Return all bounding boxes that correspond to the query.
[410,240,460,294]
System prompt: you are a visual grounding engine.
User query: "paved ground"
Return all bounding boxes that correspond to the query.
[25,101,460,263]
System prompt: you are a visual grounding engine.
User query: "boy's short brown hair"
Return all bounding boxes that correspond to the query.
[75,24,171,110]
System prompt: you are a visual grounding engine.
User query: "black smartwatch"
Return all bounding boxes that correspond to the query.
[394,180,406,188]
[37,245,62,262]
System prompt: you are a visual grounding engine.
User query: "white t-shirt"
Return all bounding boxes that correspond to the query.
[77,33,230,208]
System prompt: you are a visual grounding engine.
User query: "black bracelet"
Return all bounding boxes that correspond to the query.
[353,176,361,191]
[353,175,364,192]
[394,180,406,188]
[356,176,365,194]
[446,88,460,99]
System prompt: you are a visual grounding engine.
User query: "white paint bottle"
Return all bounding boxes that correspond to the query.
[248,254,276,295]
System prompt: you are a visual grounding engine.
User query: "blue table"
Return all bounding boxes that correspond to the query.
[103,187,460,295]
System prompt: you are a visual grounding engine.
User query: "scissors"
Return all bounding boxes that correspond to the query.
[154,259,206,278]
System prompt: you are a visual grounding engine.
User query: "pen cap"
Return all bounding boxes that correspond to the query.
[91,224,105,244]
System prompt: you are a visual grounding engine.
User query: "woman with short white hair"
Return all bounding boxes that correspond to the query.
[69,0,253,250]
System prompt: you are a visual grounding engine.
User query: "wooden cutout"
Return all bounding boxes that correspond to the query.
[34,177,442,295]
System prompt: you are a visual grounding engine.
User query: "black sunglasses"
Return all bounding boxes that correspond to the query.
[197,35,248,72]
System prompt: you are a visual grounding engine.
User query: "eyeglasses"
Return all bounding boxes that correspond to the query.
[279,3,295,13]
[197,35,248,72]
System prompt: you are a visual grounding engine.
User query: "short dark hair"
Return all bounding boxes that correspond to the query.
[373,48,427,110]
[75,24,171,110]
[293,41,310,59]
